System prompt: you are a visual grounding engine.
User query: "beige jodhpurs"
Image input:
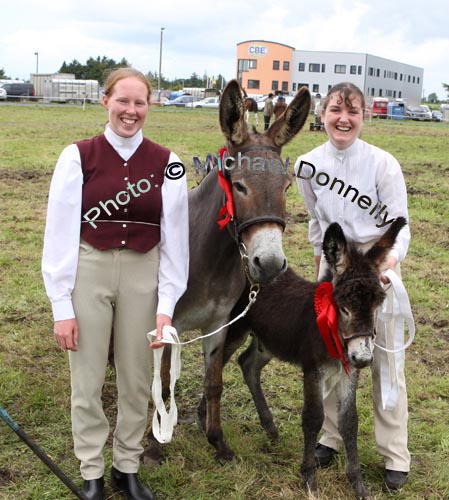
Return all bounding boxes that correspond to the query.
[69,240,159,480]
[318,243,411,472]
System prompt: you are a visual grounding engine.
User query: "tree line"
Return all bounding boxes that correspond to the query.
[0,56,224,91]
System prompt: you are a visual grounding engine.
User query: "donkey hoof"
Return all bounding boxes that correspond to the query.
[215,448,236,464]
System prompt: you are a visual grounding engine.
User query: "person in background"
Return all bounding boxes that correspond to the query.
[263,93,274,130]
[294,82,411,492]
[273,95,287,120]
[42,67,189,500]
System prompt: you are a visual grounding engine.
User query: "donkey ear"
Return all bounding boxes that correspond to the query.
[365,216,407,267]
[265,86,311,147]
[322,222,348,275]
[219,79,249,146]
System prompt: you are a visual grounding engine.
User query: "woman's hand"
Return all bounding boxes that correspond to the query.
[380,255,398,284]
[54,319,78,351]
[150,314,172,349]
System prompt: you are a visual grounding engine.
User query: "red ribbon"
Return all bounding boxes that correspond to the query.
[216,147,235,230]
[314,282,350,375]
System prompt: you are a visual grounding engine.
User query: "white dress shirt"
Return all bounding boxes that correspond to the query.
[42,125,189,321]
[294,138,410,261]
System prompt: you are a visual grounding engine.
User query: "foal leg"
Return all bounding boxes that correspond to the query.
[238,336,278,440]
[300,369,323,499]
[337,371,371,500]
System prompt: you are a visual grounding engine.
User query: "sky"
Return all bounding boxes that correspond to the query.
[2,0,449,99]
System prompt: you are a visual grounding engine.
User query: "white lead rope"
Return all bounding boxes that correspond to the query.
[147,288,259,443]
[374,268,415,411]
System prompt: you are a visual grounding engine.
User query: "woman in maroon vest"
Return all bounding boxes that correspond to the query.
[42,68,189,500]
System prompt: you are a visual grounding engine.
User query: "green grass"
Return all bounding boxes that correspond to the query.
[0,103,448,499]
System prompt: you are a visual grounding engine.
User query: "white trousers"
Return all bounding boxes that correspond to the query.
[69,240,159,480]
[318,246,411,472]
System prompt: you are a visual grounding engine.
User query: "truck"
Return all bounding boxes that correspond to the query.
[43,78,100,103]
[370,97,389,118]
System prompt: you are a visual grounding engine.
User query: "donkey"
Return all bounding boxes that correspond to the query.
[244,97,259,126]
[217,217,407,499]
[143,79,311,464]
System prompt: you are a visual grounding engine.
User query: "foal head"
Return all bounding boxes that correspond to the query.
[219,80,311,283]
[322,217,407,368]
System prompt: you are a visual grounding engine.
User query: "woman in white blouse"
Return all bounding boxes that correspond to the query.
[294,82,411,491]
[42,68,189,500]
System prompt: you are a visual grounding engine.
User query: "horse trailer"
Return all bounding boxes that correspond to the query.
[43,78,100,103]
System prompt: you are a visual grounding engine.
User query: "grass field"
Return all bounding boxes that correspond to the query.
[0,102,448,500]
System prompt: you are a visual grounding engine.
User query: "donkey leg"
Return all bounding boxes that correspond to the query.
[142,346,172,465]
[239,336,279,440]
[300,369,323,499]
[338,371,371,500]
[202,332,235,462]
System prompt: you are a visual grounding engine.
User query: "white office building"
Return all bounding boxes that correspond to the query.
[291,50,423,105]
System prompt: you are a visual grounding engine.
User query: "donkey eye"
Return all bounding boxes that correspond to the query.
[340,306,351,317]
[233,182,247,195]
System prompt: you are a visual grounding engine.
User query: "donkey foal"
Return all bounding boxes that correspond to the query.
[223,217,406,499]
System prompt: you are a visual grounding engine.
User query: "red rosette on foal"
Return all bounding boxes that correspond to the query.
[216,147,235,230]
[314,282,350,375]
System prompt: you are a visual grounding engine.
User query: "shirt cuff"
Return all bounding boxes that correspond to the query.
[314,244,323,257]
[52,300,75,322]
[156,295,177,319]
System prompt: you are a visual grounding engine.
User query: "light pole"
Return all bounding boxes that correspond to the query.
[34,52,39,75]
[158,27,165,103]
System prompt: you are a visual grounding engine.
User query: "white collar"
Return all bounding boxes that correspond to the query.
[104,124,143,153]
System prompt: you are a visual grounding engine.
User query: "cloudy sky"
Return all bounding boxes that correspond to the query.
[2,0,448,99]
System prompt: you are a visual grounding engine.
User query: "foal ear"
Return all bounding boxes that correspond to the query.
[266,86,311,147]
[323,222,348,275]
[219,79,249,146]
[365,216,407,267]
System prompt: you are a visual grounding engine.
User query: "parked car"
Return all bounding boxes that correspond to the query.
[0,82,35,100]
[163,95,201,107]
[431,110,443,122]
[406,105,432,121]
[186,96,220,109]
[0,87,7,100]
[256,94,294,112]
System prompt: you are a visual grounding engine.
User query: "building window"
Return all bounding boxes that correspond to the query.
[335,64,346,74]
[312,84,319,93]
[238,59,257,72]
[408,75,411,82]
[400,73,403,81]
[376,69,380,77]
[413,76,416,83]
[292,83,296,91]
[283,61,290,71]
[298,62,305,71]
[368,67,374,76]
[399,91,402,98]
[417,77,420,84]
[321,64,326,72]
[272,81,279,91]
[282,81,288,91]
[309,63,320,72]
[358,65,362,75]
[299,82,309,89]
[393,90,396,98]
[247,80,260,89]
[394,72,398,80]
[379,89,383,96]
[273,60,280,70]
[350,65,357,75]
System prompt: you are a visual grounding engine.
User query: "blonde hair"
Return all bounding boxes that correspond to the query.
[103,68,152,103]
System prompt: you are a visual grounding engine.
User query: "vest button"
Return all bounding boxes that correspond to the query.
[121,240,126,245]
[123,224,127,228]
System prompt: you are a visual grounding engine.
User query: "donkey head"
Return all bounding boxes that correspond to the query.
[322,217,407,368]
[219,80,311,283]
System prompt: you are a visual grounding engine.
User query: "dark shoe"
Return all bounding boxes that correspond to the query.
[111,466,156,500]
[82,477,104,500]
[384,469,408,490]
[315,443,337,468]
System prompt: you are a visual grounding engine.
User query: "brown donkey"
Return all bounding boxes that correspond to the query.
[218,217,407,499]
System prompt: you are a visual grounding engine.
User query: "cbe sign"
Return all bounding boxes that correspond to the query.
[248,45,268,57]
